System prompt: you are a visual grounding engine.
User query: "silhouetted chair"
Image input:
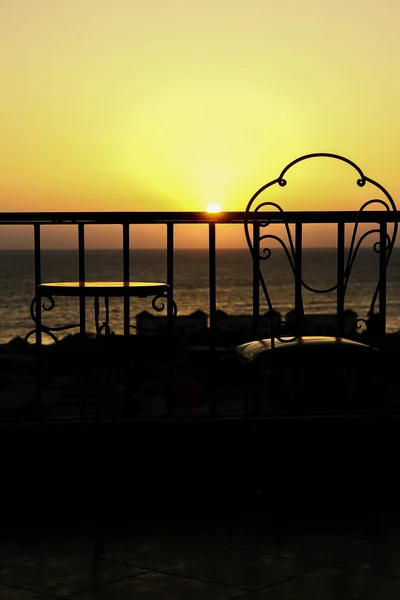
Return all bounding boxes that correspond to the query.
[237,153,397,414]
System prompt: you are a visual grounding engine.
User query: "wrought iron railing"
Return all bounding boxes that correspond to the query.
[0,208,399,421]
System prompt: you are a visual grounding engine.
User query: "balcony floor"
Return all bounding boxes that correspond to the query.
[3,415,400,599]
[3,509,400,599]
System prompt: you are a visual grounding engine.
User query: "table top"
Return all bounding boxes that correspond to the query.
[37,281,169,298]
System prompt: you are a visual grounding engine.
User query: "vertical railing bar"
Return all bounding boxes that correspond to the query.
[123,222,130,337]
[337,220,345,337]
[33,224,42,415]
[252,222,260,339]
[292,221,303,417]
[33,224,42,291]
[167,223,174,322]
[34,224,42,348]
[78,224,86,338]
[121,222,131,418]
[252,221,261,415]
[166,222,175,417]
[379,220,387,340]
[294,221,303,337]
[209,223,217,345]
[336,220,346,411]
[209,223,217,415]
[377,219,388,412]
[78,223,87,419]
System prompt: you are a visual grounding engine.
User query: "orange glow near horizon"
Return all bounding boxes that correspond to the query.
[1,1,400,248]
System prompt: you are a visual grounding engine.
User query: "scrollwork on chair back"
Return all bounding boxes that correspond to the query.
[244,153,398,344]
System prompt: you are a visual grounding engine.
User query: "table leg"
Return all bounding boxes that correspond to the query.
[24,295,79,418]
[151,292,178,416]
[25,295,80,343]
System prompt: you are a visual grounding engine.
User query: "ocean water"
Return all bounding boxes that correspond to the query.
[1,247,400,344]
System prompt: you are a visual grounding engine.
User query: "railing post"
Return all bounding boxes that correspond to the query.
[252,221,260,339]
[167,223,174,328]
[294,221,303,337]
[122,222,130,337]
[208,223,216,346]
[251,220,261,415]
[208,222,217,414]
[120,222,131,416]
[337,221,345,337]
[33,223,42,415]
[379,220,387,340]
[166,222,175,416]
[78,224,86,338]
[78,223,87,418]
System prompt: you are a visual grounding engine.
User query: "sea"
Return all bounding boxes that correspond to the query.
[1,247,400,345]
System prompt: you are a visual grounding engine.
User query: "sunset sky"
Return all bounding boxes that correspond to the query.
[1,0,399,247]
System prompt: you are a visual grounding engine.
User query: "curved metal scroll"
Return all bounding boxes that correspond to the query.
[130,293,178,333]
[244,153,398,342]
[24,296,79,344]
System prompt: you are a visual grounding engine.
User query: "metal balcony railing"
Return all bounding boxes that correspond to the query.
[0,210,399,422]
[1,209,399,339]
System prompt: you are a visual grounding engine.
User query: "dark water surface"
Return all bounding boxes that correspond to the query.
[0,248,399,343]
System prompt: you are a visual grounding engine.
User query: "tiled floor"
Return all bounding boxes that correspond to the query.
[2,512,400,599]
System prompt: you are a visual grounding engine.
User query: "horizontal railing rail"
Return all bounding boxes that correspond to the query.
[0,210,400,224]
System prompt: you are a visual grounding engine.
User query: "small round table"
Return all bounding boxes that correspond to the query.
[26,281,174,341]
[25,281,177,417]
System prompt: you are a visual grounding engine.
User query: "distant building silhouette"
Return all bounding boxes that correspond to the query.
[285,309,358,337]
[136,308,283,341]
[136,309,208,338]
[215,309,281,338]
[136,308,358,339]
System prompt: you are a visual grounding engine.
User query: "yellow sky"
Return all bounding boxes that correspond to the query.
[1,0,399,247]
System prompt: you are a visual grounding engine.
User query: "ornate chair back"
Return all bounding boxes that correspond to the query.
[237,153,397,413]
[244,153,397,344]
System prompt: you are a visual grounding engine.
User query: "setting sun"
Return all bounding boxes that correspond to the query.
[206,203,222,213]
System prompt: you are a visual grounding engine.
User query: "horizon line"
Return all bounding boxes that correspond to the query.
[0,245,376,251]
